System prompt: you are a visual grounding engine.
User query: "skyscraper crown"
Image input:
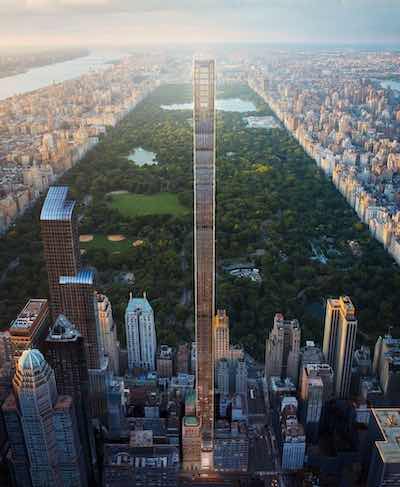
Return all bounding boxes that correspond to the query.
[18,348,46,372]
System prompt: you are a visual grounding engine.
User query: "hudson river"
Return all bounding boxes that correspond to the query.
[0,51,128,101]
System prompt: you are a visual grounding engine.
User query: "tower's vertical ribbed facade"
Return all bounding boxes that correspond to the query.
[193,59,216,468]
[5,349,88,487]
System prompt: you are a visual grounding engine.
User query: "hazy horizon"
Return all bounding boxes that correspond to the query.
[1,0,400,49]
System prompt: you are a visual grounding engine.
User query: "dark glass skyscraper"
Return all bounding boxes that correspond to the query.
[40,186,81,321]
[44,315,96,484]
[193,59,216,469]
[40,186,106,421]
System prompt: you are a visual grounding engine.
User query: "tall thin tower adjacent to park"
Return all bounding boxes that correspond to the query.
[193,58,216,469]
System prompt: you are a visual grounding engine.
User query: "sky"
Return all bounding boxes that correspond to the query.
[0,0,399,49]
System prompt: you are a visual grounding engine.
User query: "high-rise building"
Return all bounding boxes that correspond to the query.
[156,345,174,378]
[323,298,341,367]
[323,296,357,398]
[41,187,107,421]
[4,349,87,487]
[96,293,120,376]
[43,314,96,483]
[2,393,31,487]
[215,359,230,396]
[265,313,301,385]
[280,399,306,471]
[364,409,400,486]
[9,299,50,368]
[44,314,89,399]
[192,58,216,470]
[0,331,12,370]
[59,270,108,419]
[0,331,13,392]
[106,377,125,440]
[235,359,248,395]
[213,309,244,362]
[299,371,324,442]
[300,340,324,370]
[59,269,101,369]
[352,346,372,394]
[40,186,81,321]
[373,334,400,399]
[214,309,230,361]
[176,343,190,374]
[125,292,157,372]
[182,416,201,470]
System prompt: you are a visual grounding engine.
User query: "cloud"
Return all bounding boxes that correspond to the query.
[0,0,399,46]
[3,0,400,15]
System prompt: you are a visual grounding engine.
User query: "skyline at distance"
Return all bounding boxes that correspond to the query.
[0,0,400,49]
[2,0,400,482]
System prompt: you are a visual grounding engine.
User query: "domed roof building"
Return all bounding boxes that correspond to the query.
[7,347,88,486]
[13,349,57,404]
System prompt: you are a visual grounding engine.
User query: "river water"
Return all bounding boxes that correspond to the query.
[0,50,128,101]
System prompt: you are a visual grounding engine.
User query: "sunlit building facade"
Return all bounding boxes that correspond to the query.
[323,296,357,398]
[193,58,216,469]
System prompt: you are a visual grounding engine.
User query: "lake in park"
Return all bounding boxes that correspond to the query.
[127,147,158,166]
[161,97,257,113]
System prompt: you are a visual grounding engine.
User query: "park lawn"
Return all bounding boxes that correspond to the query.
[80,235,133,252]
[109,192,188,217]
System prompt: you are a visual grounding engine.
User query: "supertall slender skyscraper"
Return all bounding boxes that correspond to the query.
[193,58,216,469]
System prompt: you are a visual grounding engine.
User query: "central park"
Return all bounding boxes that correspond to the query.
[0,83,399,361]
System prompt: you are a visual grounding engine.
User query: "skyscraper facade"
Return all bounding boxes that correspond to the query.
[5,349,87,487]
[96,293,120,376]
[214,309,230,361]
[323,298,342,367]
[59,269,101,369]
[364,409,400,486]
[373,334,400,399]
[9,299,50,368]
[0,331,13,392]
[265,313,301,385]
[235,359,248,395]
[323,296,357,398]
[43,314,95,483]
[215,359,230,396]
[193,58,216,469]
[125,292,157,371]
[41,186,108,421]
[40,186,81,321]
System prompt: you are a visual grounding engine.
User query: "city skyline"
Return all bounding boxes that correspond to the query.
[1,15,400,484]
[1,0,400,48]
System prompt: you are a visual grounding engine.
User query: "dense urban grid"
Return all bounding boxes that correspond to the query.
[249,50,400,265]
[0,47,400,487]
[0,55,160,234]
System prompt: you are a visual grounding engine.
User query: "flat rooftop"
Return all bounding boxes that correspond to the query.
[372,409,400,463]
[10,299,48,330]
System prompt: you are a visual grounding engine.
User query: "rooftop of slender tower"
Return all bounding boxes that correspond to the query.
[40,186,76,221]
